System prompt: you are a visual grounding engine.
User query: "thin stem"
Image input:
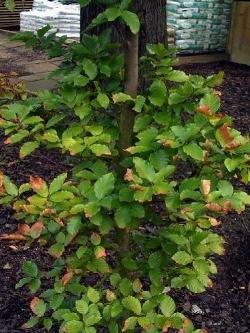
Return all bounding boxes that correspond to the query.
[118,29,139,257]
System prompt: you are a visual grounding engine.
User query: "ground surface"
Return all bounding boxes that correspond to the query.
[0,31,59,91]
[0,61,249,333]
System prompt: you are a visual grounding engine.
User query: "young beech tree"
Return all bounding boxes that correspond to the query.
[0,1,249,333]
[80,0,167,55]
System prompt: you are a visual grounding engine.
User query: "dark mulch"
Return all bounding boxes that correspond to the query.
[0,47,46,76]
[0,61,249,333]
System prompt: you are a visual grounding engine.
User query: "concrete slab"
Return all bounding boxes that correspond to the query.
[0,31,61,91]
[25,79,57,91]
[25,62,58,74]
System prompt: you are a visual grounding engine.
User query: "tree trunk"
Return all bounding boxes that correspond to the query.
[80,0,167,55]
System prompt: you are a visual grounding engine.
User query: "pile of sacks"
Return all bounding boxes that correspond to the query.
[20,0,80,38]
[167,0,233,53]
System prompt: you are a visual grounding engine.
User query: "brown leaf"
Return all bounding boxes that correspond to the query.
[61,271,73,286]
[124,147,132,153]
[201,180,211,198]
[205,203,223,213]
[55,217,64,227]
[30,297,39,314]
[42,208,56,216]
[219,123,232,146]
[172,154,180,162]
[196,104,212,116]
[0,233,26,241]
[225,140,241,150]
[179,319,192,333]
[4,137,12,145]
[95,246,106,259]
[124,169,133,182]
[162,324,171,332]
[222,200,232,213]
[22,205,30,213]
[209,217,220,226]
[106,289,116,302]
[207,278,213,288]
[30,176,45,191]
[3,263,12,270]
[161,139,172,148]
[17,223,30,235]
[130,185,145,191]
[9,245,19,251]
[213,89,222,97]
[30,221,44,237]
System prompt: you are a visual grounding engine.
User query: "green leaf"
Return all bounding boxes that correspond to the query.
[43,129,60,143]
[3,176,18,196]
[133,157,155,182]
[43,318,53,332]
[122,317,137,331]
[193,259,210,274]
[172,251,193,265]
[134,115,152,132]
[149,80,167,107]
[87,287,100,303]
[97,93,109,109]
[183,143,204,161]
[67,216,82,235]
[160,296,176,317]
[115,205,132,228]
[70,204,85,214]
[5,0,15,11]
[121,257,137,271]
[82,59,98,80]
[94,173,115,199]
[22,317,39,329]
[48,243,64,258]
[90,144,111,156]
[50,294,64,311]
[118,278,133,296]
[46,114,65,128]
[187,278,206,293]
[121,11,140,34]
[50,191,74,202]
[20,141,40,159]
[133,95,146,113]
[15,277,32,289]
[64,320,83,333]
[105,8,121,21]
[110,273,121,287]
[32,298,46,317]
[120,0,133,10]
[76,0,91,7]
[112,93,133,103]
[122,296,141,315]
[49,173,67,194]
[166,70,188,82]
[29,278,41,293]
[168,93,186,105]
[224,158,242,172]
[148,252,162,269]
[75,299,88,315]
[218,180,233,197]
[200,93,220,114]
[206,71,224,87]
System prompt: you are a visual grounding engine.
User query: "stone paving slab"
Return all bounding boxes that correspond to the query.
[0,30,61,91]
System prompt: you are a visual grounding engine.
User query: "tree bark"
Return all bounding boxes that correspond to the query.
[80,0,167,55]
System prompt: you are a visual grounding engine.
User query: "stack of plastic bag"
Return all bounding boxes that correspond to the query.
[20,0,80,38]
[167,0,233,53]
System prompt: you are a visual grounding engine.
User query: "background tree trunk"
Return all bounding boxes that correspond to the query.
[80,0,167,55]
